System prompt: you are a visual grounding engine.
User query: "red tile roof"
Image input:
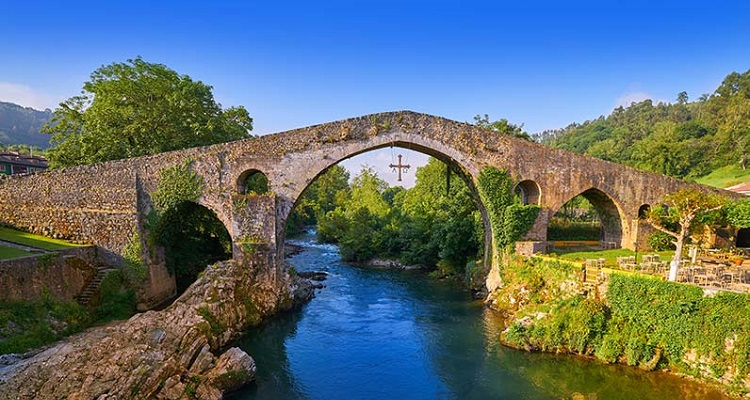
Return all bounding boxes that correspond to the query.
[727,182,750,195]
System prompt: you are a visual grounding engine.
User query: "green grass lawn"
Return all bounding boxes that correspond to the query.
[0,227,81,251]
[694,164,750,189]
[0,245,34,260]
[549,247,675,267]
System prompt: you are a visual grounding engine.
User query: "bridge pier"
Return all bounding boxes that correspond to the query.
[229,193,281,281]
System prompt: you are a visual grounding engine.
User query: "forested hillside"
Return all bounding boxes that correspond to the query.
[0,101,52,149]
[535,70,750,185]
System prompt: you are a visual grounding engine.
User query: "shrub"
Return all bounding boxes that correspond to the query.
[647,231,676,251]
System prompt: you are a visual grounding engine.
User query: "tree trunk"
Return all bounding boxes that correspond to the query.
[668,230,687,282]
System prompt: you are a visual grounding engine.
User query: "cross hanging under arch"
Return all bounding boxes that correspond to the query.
[389,154,411,182]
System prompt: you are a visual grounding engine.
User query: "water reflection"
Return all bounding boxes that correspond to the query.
[230,235,732,400]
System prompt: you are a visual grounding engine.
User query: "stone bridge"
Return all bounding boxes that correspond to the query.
[0,111,724,305]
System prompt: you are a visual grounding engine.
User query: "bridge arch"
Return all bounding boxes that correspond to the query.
[152,199,232,293]
[737,228,750,248]
[514,180,541,205]
[548,187,626,247]
[638,204,650,218]
[237,169,270,195]
[271,134,494,278]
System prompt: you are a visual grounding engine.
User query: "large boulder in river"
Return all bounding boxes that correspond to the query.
[0,257,302,399]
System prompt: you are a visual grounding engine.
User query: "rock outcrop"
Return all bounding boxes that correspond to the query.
[0,255,314,399]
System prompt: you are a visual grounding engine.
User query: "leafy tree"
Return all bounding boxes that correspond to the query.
[339,207,380,262]
[303,158,482,280]
[287,165,350,235]
[346,166,390,218]
[646,189,725,281]
[399,159,481,272]
[43,57,252,168]
[474,114,531,141]
[676,91,689,105]
[542,69,750,181]
[727,199,750,229]
[311,165,351,218]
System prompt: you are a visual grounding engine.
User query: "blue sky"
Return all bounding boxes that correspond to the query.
[2,0,749,186]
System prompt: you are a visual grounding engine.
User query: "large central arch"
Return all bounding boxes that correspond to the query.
[234,133,496,283]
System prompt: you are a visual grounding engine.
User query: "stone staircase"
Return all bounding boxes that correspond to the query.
[76,266,117,306]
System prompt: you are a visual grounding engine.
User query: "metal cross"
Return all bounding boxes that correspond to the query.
[389,154,411,182]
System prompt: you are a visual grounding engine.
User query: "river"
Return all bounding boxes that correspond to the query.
[229,233,732,400]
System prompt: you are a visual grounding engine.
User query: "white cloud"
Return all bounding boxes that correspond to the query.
[614,91,653,108]
[0,82,57,110]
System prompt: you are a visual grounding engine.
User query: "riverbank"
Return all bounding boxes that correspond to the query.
[0,257,317,399]
[487,255,750,398]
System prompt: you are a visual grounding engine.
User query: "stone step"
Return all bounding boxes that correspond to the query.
[76,267,117,306]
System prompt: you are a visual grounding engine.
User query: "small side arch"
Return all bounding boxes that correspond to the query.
[548,187,625,247]
[737,228,750,248]
[514,180,541,205]
[237,169,269,194]
[638,204,650,219]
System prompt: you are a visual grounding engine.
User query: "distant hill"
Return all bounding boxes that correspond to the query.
[0,101,53,149]
[534,69,750,188]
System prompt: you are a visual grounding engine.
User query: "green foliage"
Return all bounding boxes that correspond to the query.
[151,162,204,211]
[197,306,226,336]
[500,264,750,383]
[648,231,676,251]
[539,69,750,181]
[527,297,607,355]
[43,57,252,168]
[242,172,269,195]
[503,204,541,243]
[339,207,380,262]
[547,221,600,241]
[0,245,33,260]
[153,202,231,292]
[122,231,148,285]
[0,226,81,251]
[0,298,90,355]
[299,158,482,280]
[477,166,539,251]
[288,165,351,236]
[727,199,750,228]
[317,209,349,244]
[503,322,530,348]
[595,333,623,363]
[477,167,515,248]
[497,256,578,308]
[93,270,136,322]
[474,114,531,140]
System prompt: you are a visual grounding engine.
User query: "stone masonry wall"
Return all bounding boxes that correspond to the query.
[0,161,139,256]
[0,247,100,302]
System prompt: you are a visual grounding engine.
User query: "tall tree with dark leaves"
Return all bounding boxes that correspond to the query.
[43,57,253,168]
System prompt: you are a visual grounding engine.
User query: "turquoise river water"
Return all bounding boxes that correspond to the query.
[229,234,732,400]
